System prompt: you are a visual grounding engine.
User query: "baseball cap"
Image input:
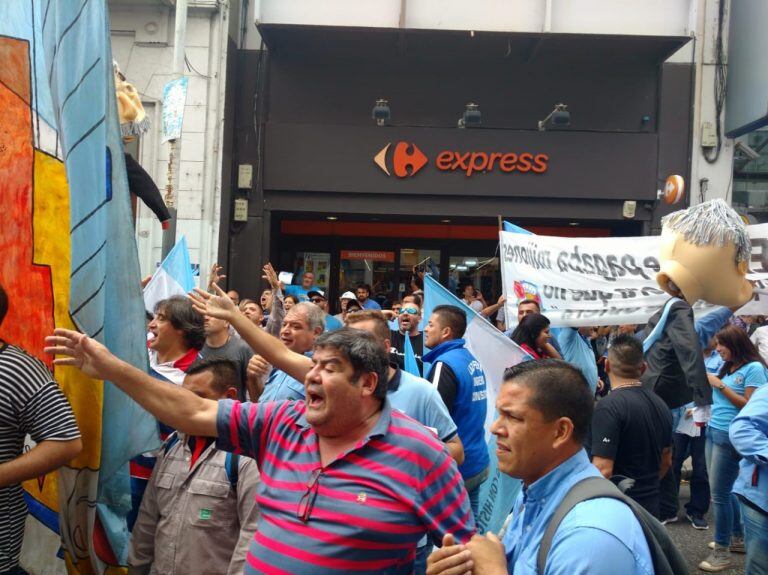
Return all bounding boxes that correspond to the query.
[307,289,327,300]
[340,291,356,301]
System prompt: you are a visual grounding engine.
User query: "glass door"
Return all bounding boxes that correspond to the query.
[339,250,396,309]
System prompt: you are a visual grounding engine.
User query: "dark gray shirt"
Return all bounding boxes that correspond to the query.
[200,337,253,401]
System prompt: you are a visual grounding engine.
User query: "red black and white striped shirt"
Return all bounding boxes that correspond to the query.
[216,398,475,574]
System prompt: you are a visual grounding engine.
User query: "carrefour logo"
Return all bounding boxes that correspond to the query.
[374,141,549,178]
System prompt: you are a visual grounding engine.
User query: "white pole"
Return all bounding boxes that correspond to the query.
[161,0,188,258]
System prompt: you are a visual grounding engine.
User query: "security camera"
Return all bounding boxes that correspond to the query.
[735,141,761,161]
[458,103,481,129]
[538,103,570,131]
[372,99,391,127]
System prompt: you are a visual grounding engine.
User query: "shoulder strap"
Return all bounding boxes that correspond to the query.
[537,476,688,575]
[225,452,240,488]
[642,297,682,354]
[163,432,180,455]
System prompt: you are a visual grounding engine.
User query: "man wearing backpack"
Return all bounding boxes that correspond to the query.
[427,359,687,575]
[128,359,260,575]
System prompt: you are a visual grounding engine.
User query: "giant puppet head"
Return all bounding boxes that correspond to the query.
[114,61,149,143]
[657,199,752,307]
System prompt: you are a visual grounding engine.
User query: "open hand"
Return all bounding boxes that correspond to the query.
[262,263,281,292]
[44,329,118,381]
[207,263,226,290]
[189,284,238,321]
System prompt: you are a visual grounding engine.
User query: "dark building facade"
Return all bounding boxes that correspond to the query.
[220,27,692,308]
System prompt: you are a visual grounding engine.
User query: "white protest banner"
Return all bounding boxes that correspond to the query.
[500,224,768,327]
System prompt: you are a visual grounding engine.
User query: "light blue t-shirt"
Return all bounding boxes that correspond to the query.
[730,383,768,513]
[360,298,382,311]
[259,363,308,402]
[502,449,653,575]
[551,328,598,394]
[284,285,320,303]
[710,361,767,432]
[387,369,457,442]
[324,314,343,332]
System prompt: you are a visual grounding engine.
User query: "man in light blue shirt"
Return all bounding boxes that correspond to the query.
[252,302,324,402]
[283,271,320,303]
[427,359,653,575]
[356,283,382,311]
[307,289,343,331]
[729,383,768,574]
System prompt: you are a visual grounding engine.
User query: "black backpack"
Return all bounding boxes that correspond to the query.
[537,477,688,575]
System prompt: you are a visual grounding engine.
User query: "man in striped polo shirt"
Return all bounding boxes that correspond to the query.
[46,285,475,574]
[0,285,82,574]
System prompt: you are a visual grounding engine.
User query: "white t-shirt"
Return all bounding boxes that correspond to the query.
[751,326,768,363]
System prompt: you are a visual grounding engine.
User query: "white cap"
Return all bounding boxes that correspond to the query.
[340,291,356,300]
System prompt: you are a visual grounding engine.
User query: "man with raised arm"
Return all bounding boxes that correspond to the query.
[46,286,474,574]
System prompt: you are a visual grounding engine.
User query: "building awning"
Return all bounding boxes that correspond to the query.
[257,25,690,67]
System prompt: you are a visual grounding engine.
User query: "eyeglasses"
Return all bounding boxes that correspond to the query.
[399,307,419,315]
[297,468,323,523]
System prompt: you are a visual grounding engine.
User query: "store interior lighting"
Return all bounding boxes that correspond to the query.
[456,265,469,271]
[464,259,478,266]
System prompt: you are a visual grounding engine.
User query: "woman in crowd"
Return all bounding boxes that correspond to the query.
[283,294,299,311]
[510,312,561,360]
[699,324,767,572]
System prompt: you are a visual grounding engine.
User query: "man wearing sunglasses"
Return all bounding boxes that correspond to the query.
[307,289,343,332]
[390,302,424,372]
[47,286,475,575]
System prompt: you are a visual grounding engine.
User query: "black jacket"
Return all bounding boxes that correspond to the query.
[640,298,712,408]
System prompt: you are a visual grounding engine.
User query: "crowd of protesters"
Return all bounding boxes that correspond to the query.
[1,259,767,575]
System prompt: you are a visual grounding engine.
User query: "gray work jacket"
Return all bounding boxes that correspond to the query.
[128,433,260,575]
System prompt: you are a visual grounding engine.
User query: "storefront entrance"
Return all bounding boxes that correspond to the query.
[271,215,620,313]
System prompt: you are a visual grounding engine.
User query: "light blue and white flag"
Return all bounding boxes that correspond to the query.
[423,275,529,534]
[143,236,195,313]
[502,220,534,235]
[403,332,421,377]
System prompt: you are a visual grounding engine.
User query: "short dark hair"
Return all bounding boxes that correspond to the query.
[0,284,7,327]
[517,298,540,311]
[186,358,241,394]
[314,327,389,401]
[607,334,644,378]
[356,283,372,294]
[154,296,205,350]
[432,305,467,339]
[503,359,594,443]
[510,313,550,349]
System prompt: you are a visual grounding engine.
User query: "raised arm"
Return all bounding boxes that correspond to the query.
[263,263,286,337]
[44,330,218,436]
[190,285,312,382]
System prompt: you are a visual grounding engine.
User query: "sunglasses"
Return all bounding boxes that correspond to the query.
[297,468,323,523]
[399,307,419,315]
[310,298,325,303]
